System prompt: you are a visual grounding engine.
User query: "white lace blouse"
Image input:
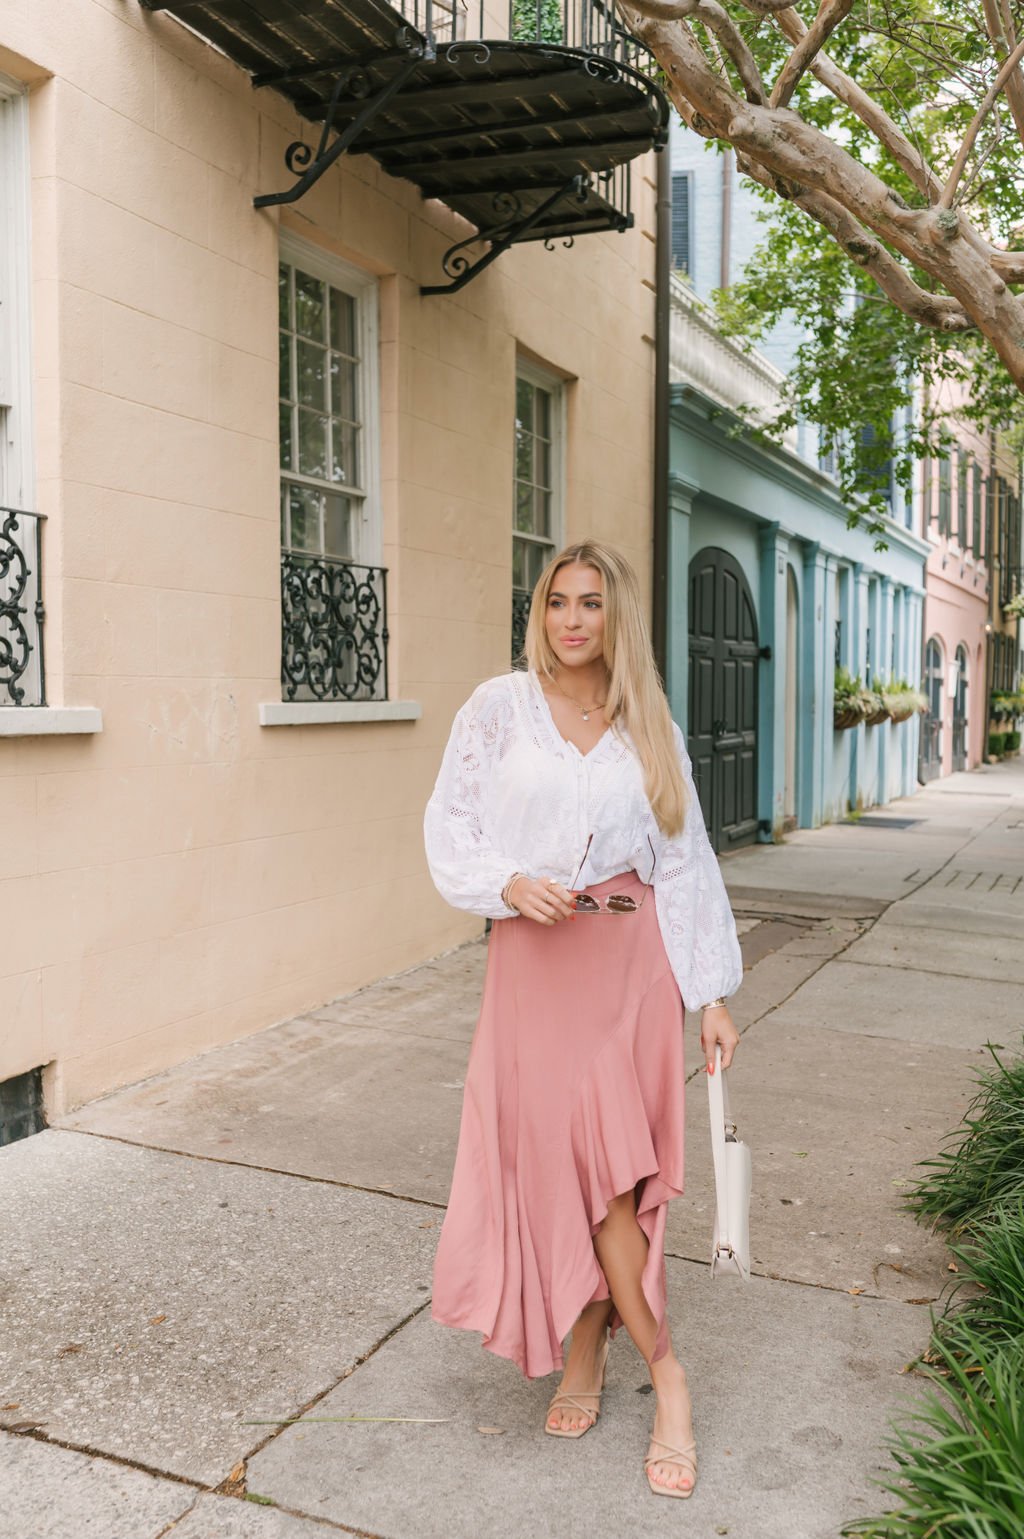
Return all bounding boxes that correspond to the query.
[423,670,743,1009]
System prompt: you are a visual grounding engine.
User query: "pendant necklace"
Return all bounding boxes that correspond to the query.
[552,676,606,723]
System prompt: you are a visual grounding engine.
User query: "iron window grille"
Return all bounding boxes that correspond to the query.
[281,553,388,701]
[937,455,951,536]
[956,452,968,548]
[0,506,46,707]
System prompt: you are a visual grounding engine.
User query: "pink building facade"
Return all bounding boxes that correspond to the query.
[919,423,1006,780]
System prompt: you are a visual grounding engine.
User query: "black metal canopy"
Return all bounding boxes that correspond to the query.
[139,0,669,291]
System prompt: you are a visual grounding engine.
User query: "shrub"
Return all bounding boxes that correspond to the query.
[1006,731,1021,754]
[988,732,1007,758]
[904,1044,1024,1237]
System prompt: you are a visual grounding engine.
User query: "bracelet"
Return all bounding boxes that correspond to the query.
[501,872,526,909]
[700,996,727,1012]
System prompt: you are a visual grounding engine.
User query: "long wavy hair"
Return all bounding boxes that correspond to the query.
[523,540,688,838]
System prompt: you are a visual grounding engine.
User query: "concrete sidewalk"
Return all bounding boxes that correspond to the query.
[3,759,1024,1539]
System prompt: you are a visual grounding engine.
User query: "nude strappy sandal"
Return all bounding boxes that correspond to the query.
[544,1336,610,1439]
[644,1436,698,1498]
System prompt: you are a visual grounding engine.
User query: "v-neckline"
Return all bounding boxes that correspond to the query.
[528,670,613,761]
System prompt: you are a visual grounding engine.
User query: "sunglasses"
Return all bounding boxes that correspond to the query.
[568,835,657,914]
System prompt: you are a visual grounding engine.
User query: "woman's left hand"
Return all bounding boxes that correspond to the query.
[700,1005,739,1073]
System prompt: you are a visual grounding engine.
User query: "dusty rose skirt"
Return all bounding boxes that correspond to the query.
[431,870,685,1379]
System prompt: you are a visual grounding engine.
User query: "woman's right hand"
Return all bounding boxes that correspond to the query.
[508,875,577,925]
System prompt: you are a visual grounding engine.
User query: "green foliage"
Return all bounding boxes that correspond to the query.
[844,1041,1024,1539]
[510,0,563,43]
[989,731,1008,757]
[673,5,1024,535]
[904,1045,1024,1236]
[1007,730,1021,752]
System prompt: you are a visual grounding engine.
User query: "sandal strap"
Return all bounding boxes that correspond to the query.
[644,1437,697,1472]
[546,1391,600,1421]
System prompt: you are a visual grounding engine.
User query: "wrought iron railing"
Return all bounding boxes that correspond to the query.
[281,553,388,702]
[0,507,46,707]
[512,586,532,666]
[398,0,656,71]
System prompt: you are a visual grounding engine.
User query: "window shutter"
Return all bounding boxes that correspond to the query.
[671,173,691,275]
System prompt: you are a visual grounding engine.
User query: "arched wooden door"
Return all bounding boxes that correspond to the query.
[688,547,759,852]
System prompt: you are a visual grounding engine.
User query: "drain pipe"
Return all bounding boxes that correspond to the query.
[652,146,670,682]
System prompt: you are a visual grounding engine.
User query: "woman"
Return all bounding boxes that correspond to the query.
[423,540,742,1499]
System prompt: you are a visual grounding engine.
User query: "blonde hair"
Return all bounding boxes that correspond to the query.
[523,540,688,838]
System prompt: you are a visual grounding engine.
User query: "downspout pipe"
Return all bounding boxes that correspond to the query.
[652,146,670,682]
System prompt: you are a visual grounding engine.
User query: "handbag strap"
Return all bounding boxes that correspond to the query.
[707,1044,735,1245]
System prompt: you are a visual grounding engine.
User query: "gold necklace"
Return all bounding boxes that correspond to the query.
[552,676,607,723]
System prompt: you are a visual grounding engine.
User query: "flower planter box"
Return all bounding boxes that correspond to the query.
[888,706,916,723]
[834,706,864,730]
[865,707,890,726]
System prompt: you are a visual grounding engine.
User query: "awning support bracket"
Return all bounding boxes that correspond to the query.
[421,174,590,296]
[253,28,431,210]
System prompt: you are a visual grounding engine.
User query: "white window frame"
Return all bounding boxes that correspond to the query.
[0,73,34,513]
[513,357,566,594]
[277,230,381,568]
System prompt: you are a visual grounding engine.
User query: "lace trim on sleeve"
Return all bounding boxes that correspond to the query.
[423,677,522,919]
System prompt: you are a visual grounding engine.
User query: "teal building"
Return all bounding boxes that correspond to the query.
[667,130,928,848]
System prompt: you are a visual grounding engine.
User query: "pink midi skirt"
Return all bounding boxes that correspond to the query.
[431,870,686,1379]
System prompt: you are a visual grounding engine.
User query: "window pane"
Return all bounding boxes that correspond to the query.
[536,437,551,492]
[513,537,528,589]
[535,388,551,440]
[516,377,533,426]
[278,265,291,330]
[296,339,327,410]
[331,422,358,486]
[330,354,358,422]
[330,290,356,356]
[279,332,292,403]
[287,483,320,553]
[295,272,326,340]
[323,492,353,559]
[534,486,551,538]
[298,409,328,479]
[279,402,293,471]
[526,539,548,589]
[515,423,533,484]
[515,482,534,534]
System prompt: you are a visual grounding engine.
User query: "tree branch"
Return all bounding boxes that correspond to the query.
[940,34,1024,208]
[770,0,855,111]
[735,153,975,332]
[774,9,942,202]
[985,0,1024,151]
[620,0,767,102]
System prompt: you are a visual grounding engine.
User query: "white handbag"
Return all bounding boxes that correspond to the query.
[707,1045,752,1280]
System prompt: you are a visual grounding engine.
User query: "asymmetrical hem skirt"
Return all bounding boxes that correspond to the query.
[431,870,685,1380]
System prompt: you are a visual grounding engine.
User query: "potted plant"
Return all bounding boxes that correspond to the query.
[880,677,929,724]
[863,677,890,726]
[834,666,867,729]
[1003,592,1024,620]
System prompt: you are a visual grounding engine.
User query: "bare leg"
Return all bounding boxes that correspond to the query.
[546,1298,613,1432]
[593,1190,696,1493]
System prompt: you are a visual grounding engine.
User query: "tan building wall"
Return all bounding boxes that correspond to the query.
[0,1,658,1112]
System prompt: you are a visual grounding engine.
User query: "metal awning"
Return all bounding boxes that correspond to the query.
[139,0,669,292]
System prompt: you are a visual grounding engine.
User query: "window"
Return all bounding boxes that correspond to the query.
[956,452,968,547]
[514,363,562,585]
[973,465,983,559]
[937,455,951,536]
[671,173,692,276]
[277,236,384,702]
[278,242,377,562]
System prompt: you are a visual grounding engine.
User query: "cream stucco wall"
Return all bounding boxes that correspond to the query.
[0,0,658,1112]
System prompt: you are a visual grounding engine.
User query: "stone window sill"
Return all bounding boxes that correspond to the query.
[0,706,102,736]
[259,700,421,727]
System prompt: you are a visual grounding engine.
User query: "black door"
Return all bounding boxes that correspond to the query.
[688,547,759,852]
